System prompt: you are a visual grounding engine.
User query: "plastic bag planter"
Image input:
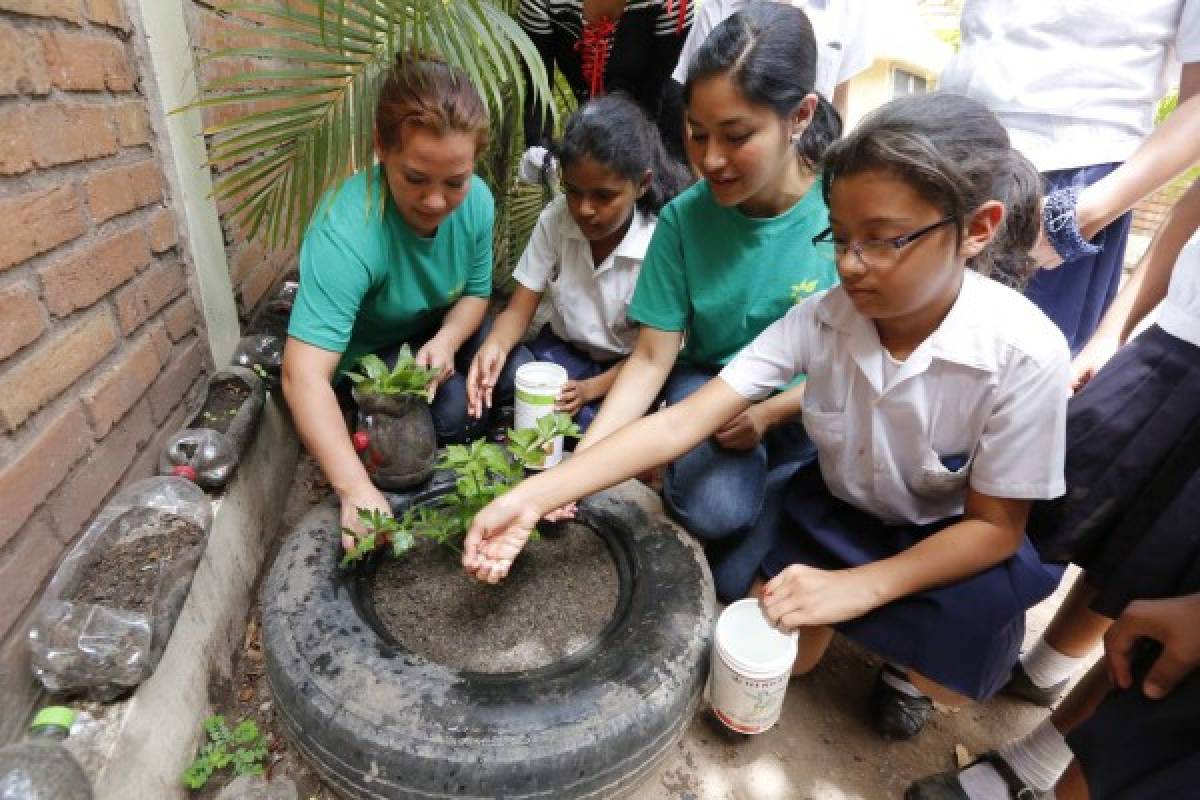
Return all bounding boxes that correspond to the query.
[352,388,437,490]
[262,480,715,800]
[159,367,266,490]
[231,334,283,384]
[28,477,212,700]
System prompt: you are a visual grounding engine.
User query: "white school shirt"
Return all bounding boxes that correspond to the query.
[512,195,655,362]
[940,0,1200,172]
[1158,228,1200,348]
[719,271,1071,525]
[670,0,875,101]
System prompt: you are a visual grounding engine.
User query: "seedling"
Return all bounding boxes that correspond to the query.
[342,347,439,402]
[182,714,268,790]
[341,412,581,567]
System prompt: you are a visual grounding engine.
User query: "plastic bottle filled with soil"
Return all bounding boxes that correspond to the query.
[231,334,283,380]
[159,428,238,489]
[352,390,437,489]
[0,707,93,799]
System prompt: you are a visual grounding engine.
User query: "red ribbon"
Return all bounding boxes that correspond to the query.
[575,16,617,98]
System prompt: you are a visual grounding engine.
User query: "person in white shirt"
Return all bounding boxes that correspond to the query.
[940,0,1200,353]
[909,179,1200,800]
[467,95,691,430]
[461,92,1070,740]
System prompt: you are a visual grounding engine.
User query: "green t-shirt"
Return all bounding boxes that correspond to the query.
[289,167,494,376]
[628,178,836,369]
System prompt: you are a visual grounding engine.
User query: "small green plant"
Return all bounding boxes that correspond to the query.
[341,412,581,567]
[342,347,440,402]
[182,715,268,790]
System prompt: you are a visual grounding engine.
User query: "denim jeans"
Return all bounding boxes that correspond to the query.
[659,363,816,601]
[524,327,620,432]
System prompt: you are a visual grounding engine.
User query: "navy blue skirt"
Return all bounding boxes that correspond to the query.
[1068,667,1200,799]
[1024,163,1132,354]
[1026,326,1200,617]
[761,466,1063,701]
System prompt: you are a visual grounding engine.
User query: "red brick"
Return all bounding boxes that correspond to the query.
[147,208,178,253]
[0,308,118,431]
[0,403,92,548]
[230,239,265,285]
[84,161,163,224]
[84,0,128,30]
[147,337,206,425]
[0,285,46,361]
[81,332,164,436]
[0,0,82,24]
[147,318,172,363]
[114,101,151,147]
[0,21,50,96]
[162,296,196,342]
[40,229,151,317]
[239,260,279,313]
[0,513,67,640]
[0,103,119,174]
[113,259,186,333]
[0,106,34,174]
[40,31,135,92]
[46,399,154,537]
[0,186,86,271]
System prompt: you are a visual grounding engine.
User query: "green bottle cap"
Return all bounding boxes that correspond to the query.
[31,706,76,731]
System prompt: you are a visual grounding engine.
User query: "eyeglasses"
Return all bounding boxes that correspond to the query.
[811,217,957,268]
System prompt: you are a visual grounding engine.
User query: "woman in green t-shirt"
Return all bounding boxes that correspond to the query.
[574,5,840,600]
[283,54,526,542]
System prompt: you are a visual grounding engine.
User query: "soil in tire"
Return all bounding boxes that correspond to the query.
[371,521,617,673]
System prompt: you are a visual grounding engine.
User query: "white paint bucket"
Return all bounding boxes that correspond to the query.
[514,362,569,469]
[708,598,798,734]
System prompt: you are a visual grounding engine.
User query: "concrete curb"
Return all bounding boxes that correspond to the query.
[75,395,298,799]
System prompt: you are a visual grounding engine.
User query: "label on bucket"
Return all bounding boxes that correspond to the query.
[514,362,568,469]
[709,652,791,734]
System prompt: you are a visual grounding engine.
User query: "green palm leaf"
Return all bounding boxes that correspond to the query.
[182,0,554,250]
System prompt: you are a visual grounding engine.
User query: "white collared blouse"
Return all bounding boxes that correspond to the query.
[513,195,656,362]
[719,271,1071,525]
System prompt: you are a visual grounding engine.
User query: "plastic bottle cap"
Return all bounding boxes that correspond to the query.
[172,464,198,481]
[31,706,76,731]
[352,431,370,452]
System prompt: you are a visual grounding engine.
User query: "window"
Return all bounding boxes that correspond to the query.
[892,68,928,97]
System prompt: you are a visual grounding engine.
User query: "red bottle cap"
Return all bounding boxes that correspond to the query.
[352,431,369,452]
[171,465,197,482]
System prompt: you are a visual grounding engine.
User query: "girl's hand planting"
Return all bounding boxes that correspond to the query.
[463,493,543,583]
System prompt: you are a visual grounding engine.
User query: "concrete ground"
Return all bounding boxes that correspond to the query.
[235,454,1087,800]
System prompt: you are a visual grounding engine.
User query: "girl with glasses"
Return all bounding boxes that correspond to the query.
[462,91,1071,741]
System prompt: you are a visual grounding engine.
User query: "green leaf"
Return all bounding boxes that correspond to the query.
[232,719,261,745]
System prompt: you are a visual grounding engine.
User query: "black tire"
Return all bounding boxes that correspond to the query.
[262,480,715,799]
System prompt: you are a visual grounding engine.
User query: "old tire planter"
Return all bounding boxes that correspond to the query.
[262,479,715,799]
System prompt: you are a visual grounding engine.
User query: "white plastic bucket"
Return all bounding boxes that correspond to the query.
[514,362,569,469]
[707,598,798,734]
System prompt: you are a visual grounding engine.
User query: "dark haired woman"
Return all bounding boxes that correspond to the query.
[467,94,692,432]
[283,55,527,542]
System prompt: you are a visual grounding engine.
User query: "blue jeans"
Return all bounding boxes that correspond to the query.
[659,363,816,601]
[524,327,619,432]
[383,318,532,445]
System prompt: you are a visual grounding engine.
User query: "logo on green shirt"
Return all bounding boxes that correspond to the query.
[791,279,820,303]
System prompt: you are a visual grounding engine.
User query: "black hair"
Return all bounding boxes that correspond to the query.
[821,92,1043,286]
[683,3,842,170]
[553,93,693,214]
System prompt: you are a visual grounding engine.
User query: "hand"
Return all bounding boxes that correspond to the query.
[556,379,593,415]
[338,484,392,552]
[542,501,577,522]
[517,145,559,186]
[462,492,544,583]
[714,407,767,451]
[467,340,508,419]
[1105,594,1200,699]
[761,565,883,630]
[415,336,456,399]
[1070,333,1120,393]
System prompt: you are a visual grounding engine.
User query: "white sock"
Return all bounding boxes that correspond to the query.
[1020,639,1085,689]
[997,718,1074,792]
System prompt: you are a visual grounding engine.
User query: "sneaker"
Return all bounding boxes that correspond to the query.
[1003,662,1068,708]
[869,665,933,740]
[906,750,1048,800]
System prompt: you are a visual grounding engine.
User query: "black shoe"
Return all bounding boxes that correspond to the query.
[1003,662,1068,708]
[906,750,1048,800]
[869,665,933,740]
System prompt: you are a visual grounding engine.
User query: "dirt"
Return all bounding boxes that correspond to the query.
[67,508,205,613]
[370,520,618,672]
[194,378,251,434]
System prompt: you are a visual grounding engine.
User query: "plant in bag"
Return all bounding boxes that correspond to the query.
[182,715,268,790]
[343,348,439,402]
[341,412,581,567]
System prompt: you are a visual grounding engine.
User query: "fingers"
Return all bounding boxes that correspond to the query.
[542,503,577,522]
[1104,614,1146,690]
[342,532,356,552]
[1143,648,1190,699]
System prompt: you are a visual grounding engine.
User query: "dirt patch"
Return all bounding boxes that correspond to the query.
[67,509,204,613]
[371,521,618,672]
[194,378,251,434]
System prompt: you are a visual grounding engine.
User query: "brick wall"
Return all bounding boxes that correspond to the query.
[1131,178,1192,238]
[0,0,210,643]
